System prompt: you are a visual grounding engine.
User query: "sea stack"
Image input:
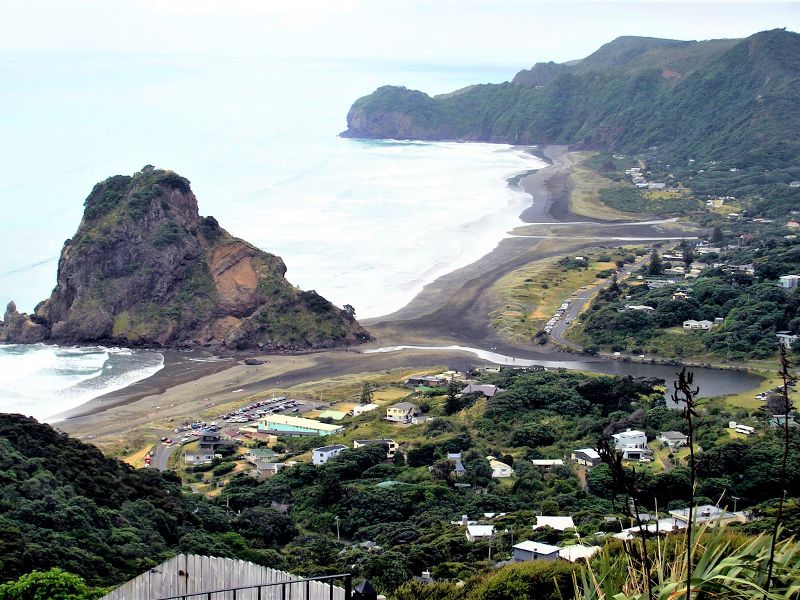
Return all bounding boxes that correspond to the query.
[0,166,371,350]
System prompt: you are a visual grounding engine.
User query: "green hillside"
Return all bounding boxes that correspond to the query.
[343,29,800,170]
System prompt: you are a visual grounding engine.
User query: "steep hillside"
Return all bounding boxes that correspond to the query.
[0,167,370,350]
[342,29,799,167]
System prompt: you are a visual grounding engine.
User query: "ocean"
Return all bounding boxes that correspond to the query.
[0,53,539,421]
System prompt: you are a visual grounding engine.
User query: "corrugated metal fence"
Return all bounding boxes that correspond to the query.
[100,554,348,600]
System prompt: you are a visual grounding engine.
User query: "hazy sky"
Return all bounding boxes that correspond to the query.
[3,0,798,66]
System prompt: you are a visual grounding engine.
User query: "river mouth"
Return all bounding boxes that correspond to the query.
[362,344,762,402]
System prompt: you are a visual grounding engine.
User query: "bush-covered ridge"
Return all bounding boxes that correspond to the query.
[343,29,800,169]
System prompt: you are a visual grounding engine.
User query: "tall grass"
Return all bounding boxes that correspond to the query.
[573,525,800,600]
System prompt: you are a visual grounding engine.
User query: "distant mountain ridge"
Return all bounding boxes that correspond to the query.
[0,167,370,350]
[343,29,800,167]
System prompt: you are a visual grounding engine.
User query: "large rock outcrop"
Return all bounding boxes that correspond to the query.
[1,166,371,350]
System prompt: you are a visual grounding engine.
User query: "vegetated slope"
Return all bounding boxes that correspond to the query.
[0,166,370,350]
[343,29,799,167]
[0,414,296,586]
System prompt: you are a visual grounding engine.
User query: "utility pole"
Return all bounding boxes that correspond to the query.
[335,516,340,541]
[732,496,741,513]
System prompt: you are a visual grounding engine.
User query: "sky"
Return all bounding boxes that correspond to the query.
[2,0,798,66]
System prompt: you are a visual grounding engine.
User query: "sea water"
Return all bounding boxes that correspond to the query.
[0,54,538,418]
[0,344,164,422]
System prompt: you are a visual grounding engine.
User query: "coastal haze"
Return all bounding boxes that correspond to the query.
[0,54,537,419]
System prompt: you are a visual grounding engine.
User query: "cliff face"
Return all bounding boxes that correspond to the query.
[0,167,371,350]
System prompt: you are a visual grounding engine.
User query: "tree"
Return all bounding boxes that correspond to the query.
[711,225,723,243]
[646,248,664,275]
[0,569,105,600]
[444,379,462,415]
[360,382,373,405]
[464,458,492,487]
[343,304,356,319]
[430,459,455,483]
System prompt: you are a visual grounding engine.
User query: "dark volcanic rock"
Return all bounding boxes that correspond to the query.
[1,167,371,351]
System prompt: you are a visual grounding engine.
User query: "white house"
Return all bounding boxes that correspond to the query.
[657,431,688,449]
[386,402,420,423]
[351,403,379,417]
[535,516,575,531]
[612,429,649,461]
[465,525,494,542]
[512,541,559,561]
[559,545,602,562]
[728,421,755,435]
[669,505,747,527]
[184,450,215,465]
[777,332,800,349]
[487,456,514,478]
[683,319,714,331]
[531,459,564,468]
[312,444,348,465]
[571,448,601,467]
[353,438,398,459]
[779,274,800,290]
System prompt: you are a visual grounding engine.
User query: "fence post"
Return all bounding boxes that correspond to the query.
[344,575,352,600]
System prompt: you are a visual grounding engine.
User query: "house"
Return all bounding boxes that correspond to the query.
[779,275,800,290]
[351,403,379,417]
[312,444,348,465]
[559,545,602,562]
[531,459,564,468]
[776,332,799,349]
[184,450,215,465]
[769,415,799,428]
[535,516,575,531]
[512,541,560,562]
[487,456,514,478]
[465,525,494,542]
[386,402,420,423]
[672,291,690,301]
[353,438,398,459]
[729,421,755,435]
[658,431,688,449]
[790,181,800,188]
[462,383,502,397]
[251,460,284,480]
[683,319,714,331]
[727,264,755,276]
[257,414,344,437]
[244,447,277,464]
[572,448,601,467]
[788,221,800,229]
[623,304,655,311]
[405,375,445,388]
[668,505,747,527]
[198,428,223,451]
[614,518,684,540]
[446,452,466,477]
[612,429,649,461]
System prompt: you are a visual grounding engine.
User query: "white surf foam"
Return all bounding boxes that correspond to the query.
[0,344,164,422]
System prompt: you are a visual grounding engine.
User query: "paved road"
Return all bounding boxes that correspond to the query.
[152,441,179,471]
[549,258,648,350]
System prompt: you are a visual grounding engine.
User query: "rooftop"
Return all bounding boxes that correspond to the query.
[258,414,343,432]
[535,516,575,531]
[513,540,560,554]
[313,444,348,453]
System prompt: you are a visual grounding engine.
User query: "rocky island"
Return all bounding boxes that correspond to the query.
[0,166,370,350]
